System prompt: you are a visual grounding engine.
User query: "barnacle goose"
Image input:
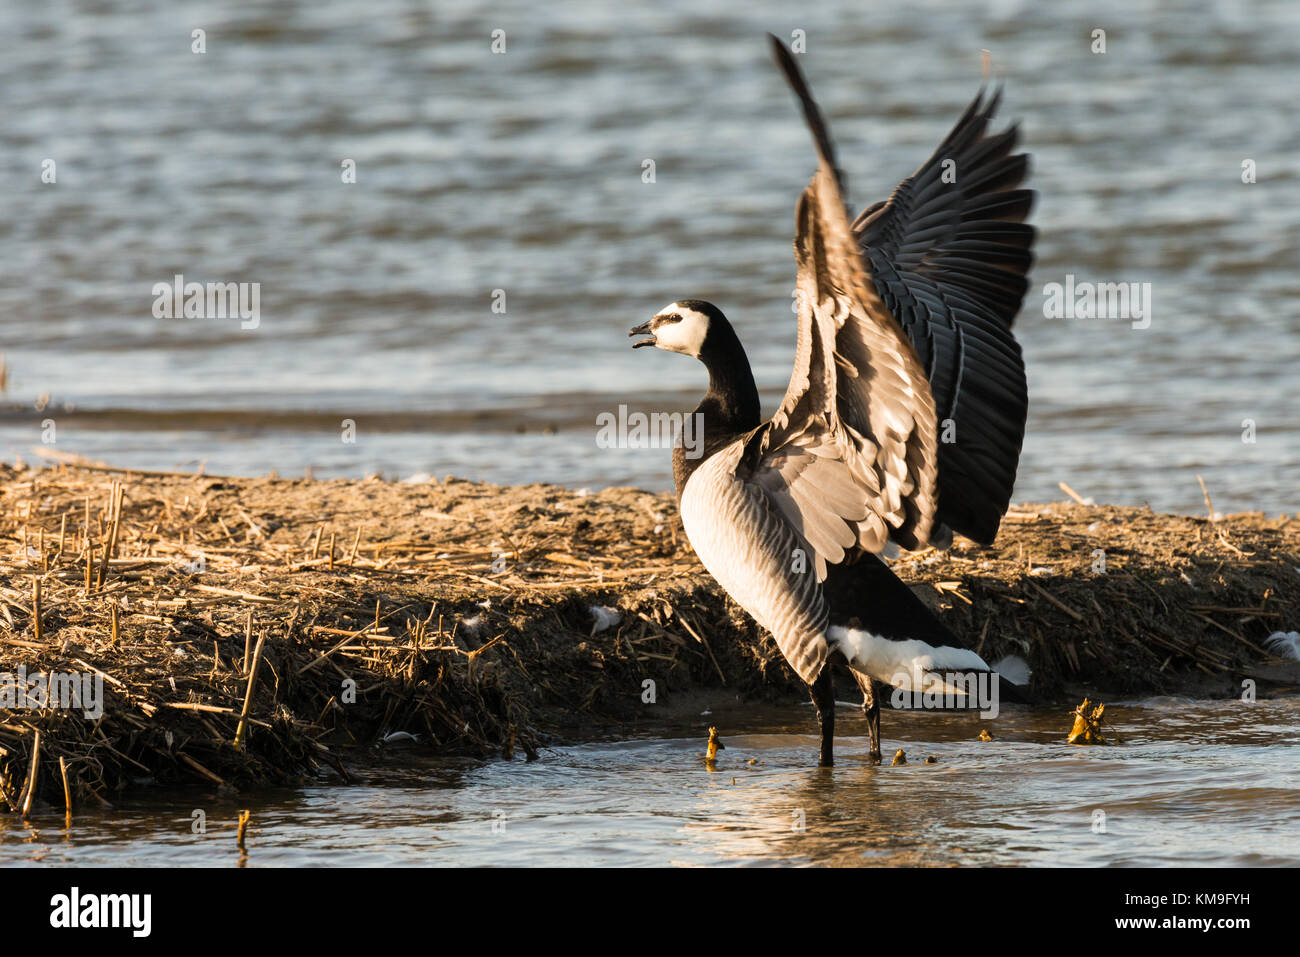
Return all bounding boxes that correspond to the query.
[629,36,1035,766]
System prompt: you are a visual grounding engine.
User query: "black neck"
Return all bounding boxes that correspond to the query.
[673,318,762,497]
[701,316,762,433]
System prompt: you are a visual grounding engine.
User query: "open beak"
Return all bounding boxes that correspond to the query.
[629,319,657,349]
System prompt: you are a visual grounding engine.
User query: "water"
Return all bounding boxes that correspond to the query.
[4,698,1299,866]
[1,0,1297,513]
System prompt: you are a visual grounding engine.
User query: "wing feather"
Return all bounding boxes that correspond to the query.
[855,88,1035,544]
[740,37,940,581]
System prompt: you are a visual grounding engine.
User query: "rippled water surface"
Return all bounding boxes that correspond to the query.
[1,0,1297,512]
[3,698,1298,866]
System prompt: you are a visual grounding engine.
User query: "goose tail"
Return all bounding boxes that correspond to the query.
[822,553,1035,705]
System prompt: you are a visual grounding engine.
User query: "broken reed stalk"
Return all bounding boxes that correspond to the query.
[233,630,268,750]
[100,481,124,589]
[19,731,40,818]
[84,532,94,595]
[110,603,119,646]
[32,578,42,644]
[243,611,253,674]
[59,756,72,826]
[237,809,251,849]
[0,770,15,814]
[112,480,125,543]
[1197,474,1216,522]
[328,531,336,570]
[1058,481,1088,506]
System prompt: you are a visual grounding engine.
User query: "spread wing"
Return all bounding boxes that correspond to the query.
[741,36,940,580]
[853,89,1034,544]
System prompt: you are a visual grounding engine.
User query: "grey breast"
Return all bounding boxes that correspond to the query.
[678,439,830,685]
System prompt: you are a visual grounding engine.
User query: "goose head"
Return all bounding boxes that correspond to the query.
[630,298,761,437]
[629,300,724,358]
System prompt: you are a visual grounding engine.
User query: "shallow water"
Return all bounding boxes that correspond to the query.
[1,0,1298,514]
[4,697,1298,866]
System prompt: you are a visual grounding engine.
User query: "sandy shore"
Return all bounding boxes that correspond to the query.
[1,462,1297,811]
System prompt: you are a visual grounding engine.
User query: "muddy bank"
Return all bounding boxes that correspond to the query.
[1,462,1297,811]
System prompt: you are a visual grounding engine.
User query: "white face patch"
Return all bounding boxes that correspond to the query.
[650,302,709,357]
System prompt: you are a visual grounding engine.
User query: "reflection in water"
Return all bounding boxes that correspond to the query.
[3,698,1298,866]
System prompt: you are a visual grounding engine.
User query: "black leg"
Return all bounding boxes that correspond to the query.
[808,668,835,767]
[850,670,882,765]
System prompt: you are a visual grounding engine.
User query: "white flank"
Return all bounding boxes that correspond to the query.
[828,624,991,690]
